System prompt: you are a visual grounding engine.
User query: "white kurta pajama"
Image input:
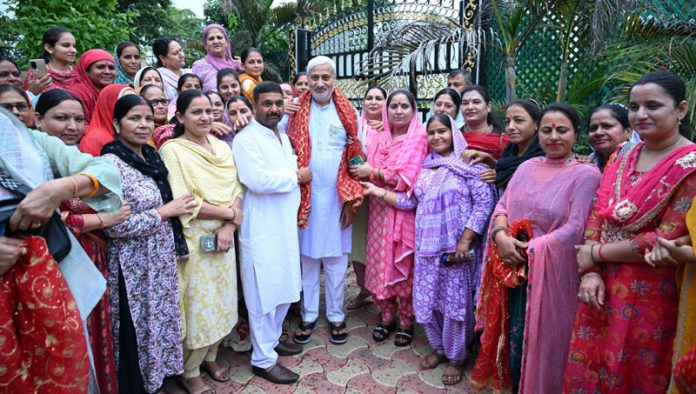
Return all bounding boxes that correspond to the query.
[232,119,302,368]
[298,100,354,324]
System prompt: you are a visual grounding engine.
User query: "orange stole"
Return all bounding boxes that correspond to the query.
[470,219,532,391]
[287,88,365,229]
[0,237,89,394]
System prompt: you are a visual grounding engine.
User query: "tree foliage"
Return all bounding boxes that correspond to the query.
[115,0,173,45]
[2,0,135,66]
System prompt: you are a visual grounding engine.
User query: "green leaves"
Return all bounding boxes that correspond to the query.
[3,0,135,67]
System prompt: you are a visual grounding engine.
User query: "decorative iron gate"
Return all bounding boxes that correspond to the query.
[290,0,481,120]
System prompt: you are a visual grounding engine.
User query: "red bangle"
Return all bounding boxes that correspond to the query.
[597,243,607,262]
[96,213,105,229]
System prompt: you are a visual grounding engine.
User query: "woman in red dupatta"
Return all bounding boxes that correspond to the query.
[354,89,428,346]
[470,103,601,393]
[68,49,116,128]
[460,85,507,161]
[23,27,78,94]
[78,84,136,156]
[564,71,695,393]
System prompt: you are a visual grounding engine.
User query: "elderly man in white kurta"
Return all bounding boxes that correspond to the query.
[232,82,307,385]
[287,56,364,346]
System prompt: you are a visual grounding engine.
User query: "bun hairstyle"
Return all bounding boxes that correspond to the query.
[461,84,502,132]
[177,73,203,93]
[589,104,630,129]
[292,72,307,85]
[633,70,689,136]
[116,42,139,58]
[153,36,179,68]
[35,88,82,116]
[112,95,153,137]
[226,95,253,112]
[540,103,582,135]
[240,47,262,64]
[216,68,240,91]
[508,99,541,124]
[426,112,453,131]
[433,87,462,110]
[364,85,387,100]
[172,90,210,138]
[41,27,72,62]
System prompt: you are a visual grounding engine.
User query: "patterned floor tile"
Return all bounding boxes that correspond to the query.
[347,373,398,394]
[246,376,298,393]
[349,347,391,371]
[372,360,417,387]
[293,358,323,378]
[325,358,370,386]
[229,365,254,385]
[417,363,447,390]
[293,387,317,394]
[371,339,403,360]
[207,376,246,394]
[238,385,266,394]
[326,334,369,358]
[294,333,326,356]
[295,372,345,394]
[396,374,447,394]
[301,347,349,372]
[345,314,368,331]
[412,343,435,357]
[392,348,426,370]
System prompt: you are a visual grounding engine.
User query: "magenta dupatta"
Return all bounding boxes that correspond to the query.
[492,158,601,393]
[367,103,428,284]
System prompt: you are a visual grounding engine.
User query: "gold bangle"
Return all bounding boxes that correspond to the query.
[79,173,100,199]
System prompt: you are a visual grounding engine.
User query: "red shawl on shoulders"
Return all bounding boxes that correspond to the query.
[0,237,89,394]
[287,88,364,229]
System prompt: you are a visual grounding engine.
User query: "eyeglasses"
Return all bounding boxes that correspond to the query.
[0,102,29,112]
[0,71,21,79]
[148,99,169,107]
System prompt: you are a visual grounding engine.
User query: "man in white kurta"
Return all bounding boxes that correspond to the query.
[291,57,357,345]
[232,82,304,384]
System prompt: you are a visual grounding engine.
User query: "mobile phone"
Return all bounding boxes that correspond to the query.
[30,59,47,79]
[200,234,217,253]
[349,156,365,167]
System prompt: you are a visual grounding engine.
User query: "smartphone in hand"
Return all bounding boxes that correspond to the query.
[29,59,48,79]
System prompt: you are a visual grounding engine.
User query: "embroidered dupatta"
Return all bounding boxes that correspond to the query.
[596,142,696,232]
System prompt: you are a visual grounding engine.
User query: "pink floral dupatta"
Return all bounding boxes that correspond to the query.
[367,102,427,284]
[596,142,696,232]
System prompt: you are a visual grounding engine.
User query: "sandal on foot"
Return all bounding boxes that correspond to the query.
[394,326,414,347]
[329,321,349,345]
[346,294,373,310]
[181,376,215,394]
[201,360,230,382]
[372,321,397,342]
[292,320,317,344]
[420,352,447,370]
[442,361,463,385]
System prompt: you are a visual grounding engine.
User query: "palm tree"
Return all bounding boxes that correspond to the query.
[356,0,558,103]
[601,13,696,136]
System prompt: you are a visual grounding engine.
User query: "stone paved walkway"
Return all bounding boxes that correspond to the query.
[163,266,487,393]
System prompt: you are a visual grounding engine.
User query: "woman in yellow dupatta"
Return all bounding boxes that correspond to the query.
[159,90,243,394]
[645,201,696,393]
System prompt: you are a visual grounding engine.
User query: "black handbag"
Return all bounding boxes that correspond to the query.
[0,170,72,262]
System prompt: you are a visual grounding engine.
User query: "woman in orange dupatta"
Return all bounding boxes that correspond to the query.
[564,71,696,393]
[78,84,136,156]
